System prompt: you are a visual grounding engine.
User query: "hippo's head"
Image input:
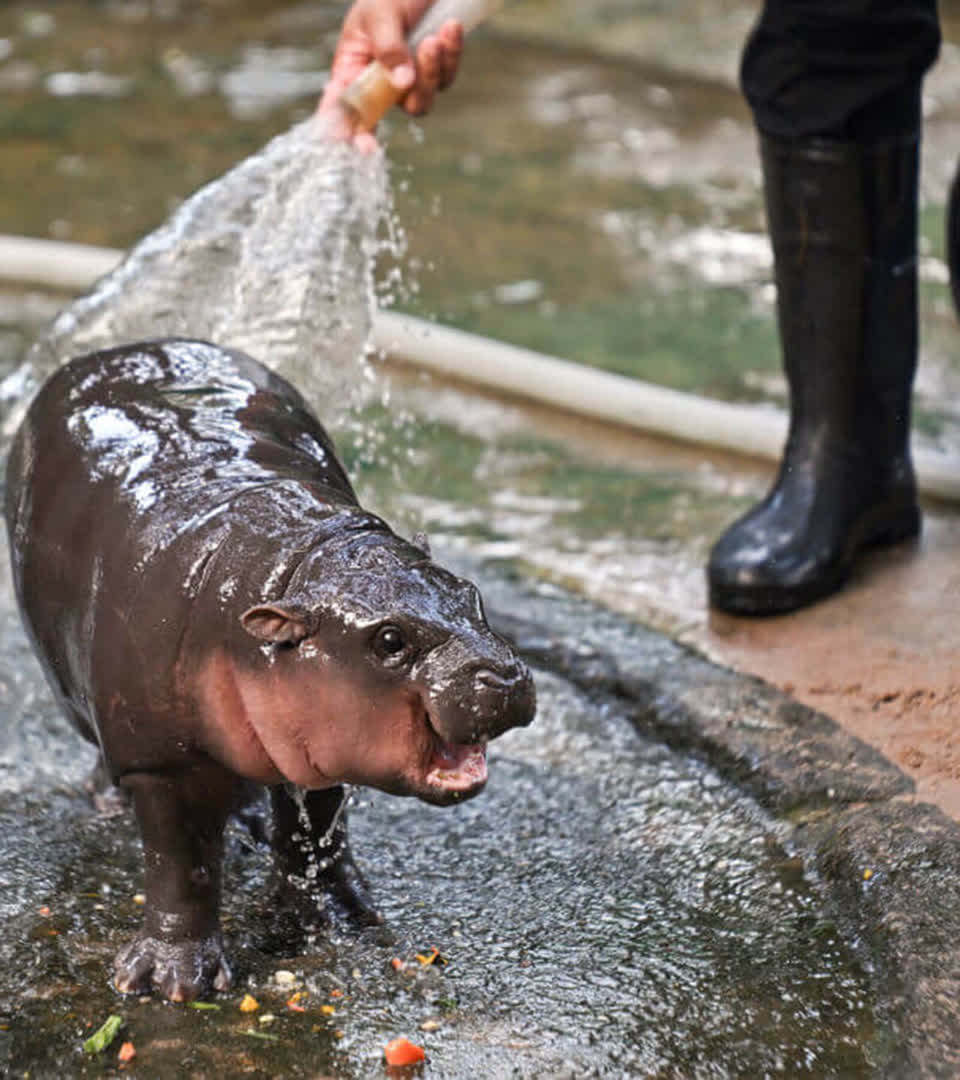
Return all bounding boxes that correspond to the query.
[238,526,535,805]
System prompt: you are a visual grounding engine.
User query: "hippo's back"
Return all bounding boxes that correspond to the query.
[4,338,359,740]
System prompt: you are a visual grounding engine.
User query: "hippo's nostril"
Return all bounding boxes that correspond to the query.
[474,668,512,693]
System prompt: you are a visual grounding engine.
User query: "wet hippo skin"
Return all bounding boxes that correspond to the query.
[4,339,536,1002]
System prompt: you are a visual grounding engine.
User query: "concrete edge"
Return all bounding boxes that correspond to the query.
[486,594,960,1078]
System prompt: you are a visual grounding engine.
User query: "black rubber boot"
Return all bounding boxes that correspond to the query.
[708,134,921,615]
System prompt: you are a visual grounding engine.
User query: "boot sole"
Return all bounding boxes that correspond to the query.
[708,504,921,617]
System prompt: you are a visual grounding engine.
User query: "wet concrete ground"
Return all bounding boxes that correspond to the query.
[703,509,960,823]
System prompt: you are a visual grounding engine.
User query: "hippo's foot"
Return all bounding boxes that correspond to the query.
[317,848,383,926]
[273,848,383,930]
[114,932,232,1002]
[83,758,129,817]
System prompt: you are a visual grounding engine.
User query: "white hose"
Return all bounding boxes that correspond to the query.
[2,232,959,501]
[372,310,790,460]
[0,234,123,293]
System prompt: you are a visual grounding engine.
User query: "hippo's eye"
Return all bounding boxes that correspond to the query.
[373,625,408,660]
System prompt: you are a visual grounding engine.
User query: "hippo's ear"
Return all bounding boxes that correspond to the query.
[412,531,431,557]
[241,604,316,646]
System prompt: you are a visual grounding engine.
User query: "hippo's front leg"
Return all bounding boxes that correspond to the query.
[270,785,382,928]
[114,765,237,1002]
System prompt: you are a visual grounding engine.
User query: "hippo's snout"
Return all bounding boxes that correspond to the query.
[417,629,536,746]
[473,664,536,739]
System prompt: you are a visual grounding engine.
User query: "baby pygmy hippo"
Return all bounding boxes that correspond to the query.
[5,339,535,1002]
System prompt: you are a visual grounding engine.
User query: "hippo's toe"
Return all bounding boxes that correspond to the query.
[114,932,232,1002]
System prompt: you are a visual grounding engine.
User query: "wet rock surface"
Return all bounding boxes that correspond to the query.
[478,568,960,1079]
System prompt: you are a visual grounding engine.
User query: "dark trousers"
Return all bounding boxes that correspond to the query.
[741,0,941,140]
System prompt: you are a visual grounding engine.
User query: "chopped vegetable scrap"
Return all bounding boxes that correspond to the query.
[415,947,444,967]
[384,1037,427,1066]
[286,992,307,1012]
[239,994,260,1013]
[117,1041,136,1064]
[83,1014,125,1055]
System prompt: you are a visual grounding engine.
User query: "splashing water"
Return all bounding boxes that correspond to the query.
[28,114,393,424]
[286,783,351,901]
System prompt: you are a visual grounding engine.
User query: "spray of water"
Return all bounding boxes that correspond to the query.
[28,113,396,426]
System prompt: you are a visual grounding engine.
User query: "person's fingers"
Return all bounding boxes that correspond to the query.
[416,34,442,101]
[402,34,442,115]
[434,20,463,91]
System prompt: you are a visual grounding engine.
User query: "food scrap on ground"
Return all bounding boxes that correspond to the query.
[239,994,259,1013]
[117,1041,136,1064]
[82,1014,124,1055]
[384,1036,427,1066]
[415,947,444,967]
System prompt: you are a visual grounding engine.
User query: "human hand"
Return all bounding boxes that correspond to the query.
[319,0,464,148]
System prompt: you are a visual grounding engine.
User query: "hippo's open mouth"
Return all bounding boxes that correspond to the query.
[424,725,488,796]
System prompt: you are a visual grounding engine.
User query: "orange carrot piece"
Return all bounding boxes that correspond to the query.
[384,1036,427,1066]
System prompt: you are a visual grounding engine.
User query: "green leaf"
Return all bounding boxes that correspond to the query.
[242,1029,280,1042]
[82,1014,124,1054]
